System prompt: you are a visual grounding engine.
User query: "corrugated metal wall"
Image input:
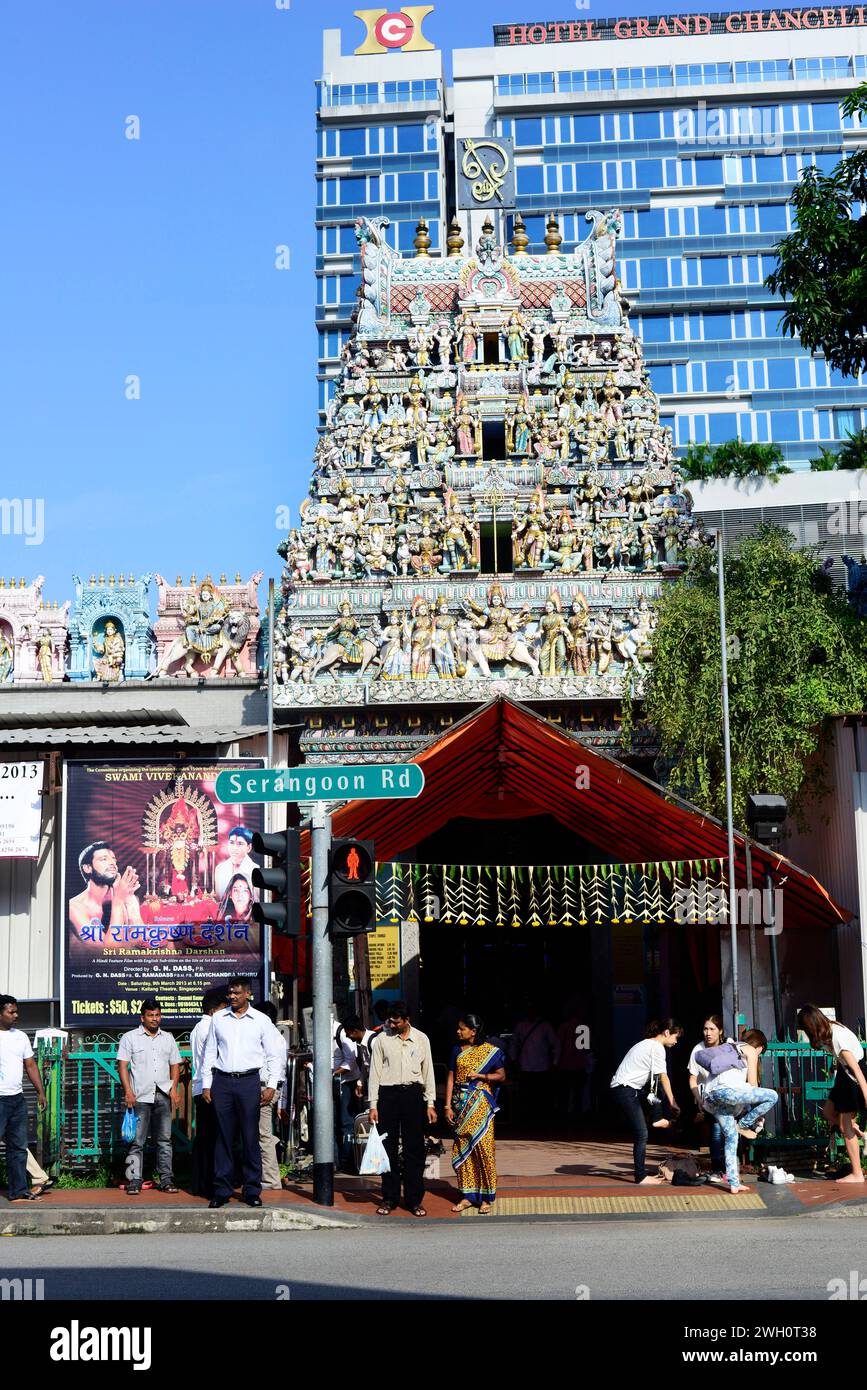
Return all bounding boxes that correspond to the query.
[0,789,57,1003]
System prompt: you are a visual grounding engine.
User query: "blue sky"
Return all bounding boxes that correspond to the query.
[1,0,708,602]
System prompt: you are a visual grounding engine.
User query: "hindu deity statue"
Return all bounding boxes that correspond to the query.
[432,597,459,679]
[379,610,410,680]
[408,597,435,679]
[529,322,546,368]
[506,312,527,362]
[461,585,540,678]
[435,320,454,366]
[312,600,379,678]
[513,489,550,571]
[440,492,478,572]
[506,398,532,456]
[410,524,442,577]
[149,579,229,678]
[456,402,481,457]
[92,620,125,682]
[0,630,13,682]
[567,593,591,675]
[457,312,477,365]
[37,629,53,682]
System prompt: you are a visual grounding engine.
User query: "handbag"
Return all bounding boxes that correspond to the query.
[121,1108,137,1143]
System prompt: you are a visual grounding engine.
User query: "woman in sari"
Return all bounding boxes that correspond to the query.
[445,1014,506,1214]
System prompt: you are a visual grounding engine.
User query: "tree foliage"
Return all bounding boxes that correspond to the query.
[642,525,867,827]
[764,84,867,378]
[810,429,867,471]
[679,440,789,482]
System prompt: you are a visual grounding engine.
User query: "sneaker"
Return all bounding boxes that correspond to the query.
[706,1172,729,1187]
[126,1182,142,1195]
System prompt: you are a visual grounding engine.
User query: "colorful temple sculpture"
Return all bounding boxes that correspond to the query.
[150,572,264,680]
[68,573,155,682]
[0,576,70,684]
[274,211,709,760]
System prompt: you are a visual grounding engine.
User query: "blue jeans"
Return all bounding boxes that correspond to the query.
[709,1116,725,1173]
[334,1077,356,1170]
[703,1086,778,1186]
[611,1084,649,1182]
[0,1093,28,1199]
[125,1090,174,1186]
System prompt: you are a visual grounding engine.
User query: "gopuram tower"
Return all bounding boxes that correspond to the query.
[274,211,707,766]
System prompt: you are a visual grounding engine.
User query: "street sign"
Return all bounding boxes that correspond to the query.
[215,763,425,805]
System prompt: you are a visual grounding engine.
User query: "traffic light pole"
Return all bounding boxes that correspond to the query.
[311,803,334,1207]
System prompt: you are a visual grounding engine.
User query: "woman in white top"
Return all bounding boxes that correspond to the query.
[688,1014,727,1184]
[797,1004,867,1184]
[610,1019,683,1185]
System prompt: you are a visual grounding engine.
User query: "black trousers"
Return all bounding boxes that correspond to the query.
[211,1071,263,1200]
[611,1084,649,1182]
[378,1085,426,1210]
[192,1093,218,1198]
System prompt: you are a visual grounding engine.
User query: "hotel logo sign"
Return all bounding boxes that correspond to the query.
[354,7,435,54]
[457,137,515,209]
[495,6,867,44]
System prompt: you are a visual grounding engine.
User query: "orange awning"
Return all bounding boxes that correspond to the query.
[294,697,850,934]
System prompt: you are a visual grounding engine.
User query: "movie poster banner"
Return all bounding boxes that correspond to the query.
[62,760,266,1028]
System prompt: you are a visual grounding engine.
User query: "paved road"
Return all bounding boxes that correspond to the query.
[1,1216,864,1300]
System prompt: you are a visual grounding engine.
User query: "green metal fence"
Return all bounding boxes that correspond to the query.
[37,1033,193,1175]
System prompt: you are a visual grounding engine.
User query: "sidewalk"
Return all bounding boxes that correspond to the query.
[5,1138,867,1234]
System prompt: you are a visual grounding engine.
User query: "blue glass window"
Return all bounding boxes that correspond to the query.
[515,118,543,147]
[635,159,662,187]
[575,163,604,190]
[396,124,425,153]
[707,361,734,393]
[758,205,788,233]
[754,155,783,183]
[640,258,668,288]
[703,312,730,340]
[572,114,601,141]
[697,206,726,235]
[695,158,723,186]
[649,365,673,393]
[340,128,366,157]
[526,72,555,95]
[701,257,728,286]
[640,315,670,342]
[709,414,739,443]
[636,209,666,238]
[811,103,841,131]
[815,152,841,175]
[341,176,366,204]
[770,410,799,440]
[633,111,661,140]
[397,172,424,201]
[517,165,544,195]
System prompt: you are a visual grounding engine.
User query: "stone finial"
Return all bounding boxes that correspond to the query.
[175,575,182,586]
[511,212,529,255]
[98,573,105,585]
[413,218,431,257]
[544,212,562,254]
[89,575,96,585]
[220,573,227,584]
[235,573,241,583]
[109,574,115,586]
[446,216,464,257]
[190,574,197,586]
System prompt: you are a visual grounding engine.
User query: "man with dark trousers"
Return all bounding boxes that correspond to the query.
[189,987,228,1198]
[201,977,283,1208]
[368,1001,436,1217]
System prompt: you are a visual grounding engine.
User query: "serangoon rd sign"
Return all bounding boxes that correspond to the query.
[495,5,867,44]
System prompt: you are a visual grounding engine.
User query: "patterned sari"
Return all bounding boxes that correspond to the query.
[450,1041,505,1206]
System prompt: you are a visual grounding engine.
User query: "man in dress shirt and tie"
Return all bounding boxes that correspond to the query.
[368,1000,437,1217]
[201,977,284,1208]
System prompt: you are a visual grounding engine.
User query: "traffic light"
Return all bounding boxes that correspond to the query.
[328,838,376,937]
[746,794,787,847]
[251,827,301,936]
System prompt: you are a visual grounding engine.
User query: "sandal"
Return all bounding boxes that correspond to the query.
[411,1206,427,1218]
[451,1199,473,1212]
[9,1192,41,1202]
[158,1183,179,1194]
[376,1204,395,1216]
[478,1202,493,1214]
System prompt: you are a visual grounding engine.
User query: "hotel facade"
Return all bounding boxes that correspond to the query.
[316,6,867,465]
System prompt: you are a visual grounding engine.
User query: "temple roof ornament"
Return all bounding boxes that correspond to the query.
[274,211,710,726]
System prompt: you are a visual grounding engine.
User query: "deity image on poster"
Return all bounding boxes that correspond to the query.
[62,761,266,1027]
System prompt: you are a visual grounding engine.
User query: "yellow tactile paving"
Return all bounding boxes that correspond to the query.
[461,1191,766,1215]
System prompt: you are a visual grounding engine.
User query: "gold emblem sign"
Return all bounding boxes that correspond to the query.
[353,7,435,55]
[461,138,511,205]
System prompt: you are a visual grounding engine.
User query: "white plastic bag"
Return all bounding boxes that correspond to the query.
[359,1123,390,1176]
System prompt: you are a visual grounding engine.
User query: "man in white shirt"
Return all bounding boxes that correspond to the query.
[214,827,257,900]
[189,987,228,1198]
[0,994,46,1202]
[333,1015,365,1172]
[201,976,284,1208]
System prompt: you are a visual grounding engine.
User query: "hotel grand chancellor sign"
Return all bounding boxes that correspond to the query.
[495,6,867,43]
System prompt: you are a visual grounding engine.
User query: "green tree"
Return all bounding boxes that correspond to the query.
[642,524,867,826]
[680,440,790,482]
[765,84,867,378]
[810,429,867,471]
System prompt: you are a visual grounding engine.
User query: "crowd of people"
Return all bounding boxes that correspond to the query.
[2,988,866,1212]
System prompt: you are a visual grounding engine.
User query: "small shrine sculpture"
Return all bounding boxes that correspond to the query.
[0,576,70,683]
[69,573,154,681]
[150,573,263,679]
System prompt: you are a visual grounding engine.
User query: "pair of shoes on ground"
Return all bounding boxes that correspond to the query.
[208,1195,263,1208]
[127,1181,178,1195]
[376,1203,426,1216]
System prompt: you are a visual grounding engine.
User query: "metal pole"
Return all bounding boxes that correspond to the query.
[267,577,275,771]
[716,529,740,1038]
[311,803,334,1206]
[745,838,758,1027]
[764,865,788,1133]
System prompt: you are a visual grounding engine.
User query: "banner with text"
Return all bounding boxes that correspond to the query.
[62,760,265,1028]
[0,761,42,858]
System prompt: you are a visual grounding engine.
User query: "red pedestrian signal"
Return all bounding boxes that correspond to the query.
[329,839,375,936]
